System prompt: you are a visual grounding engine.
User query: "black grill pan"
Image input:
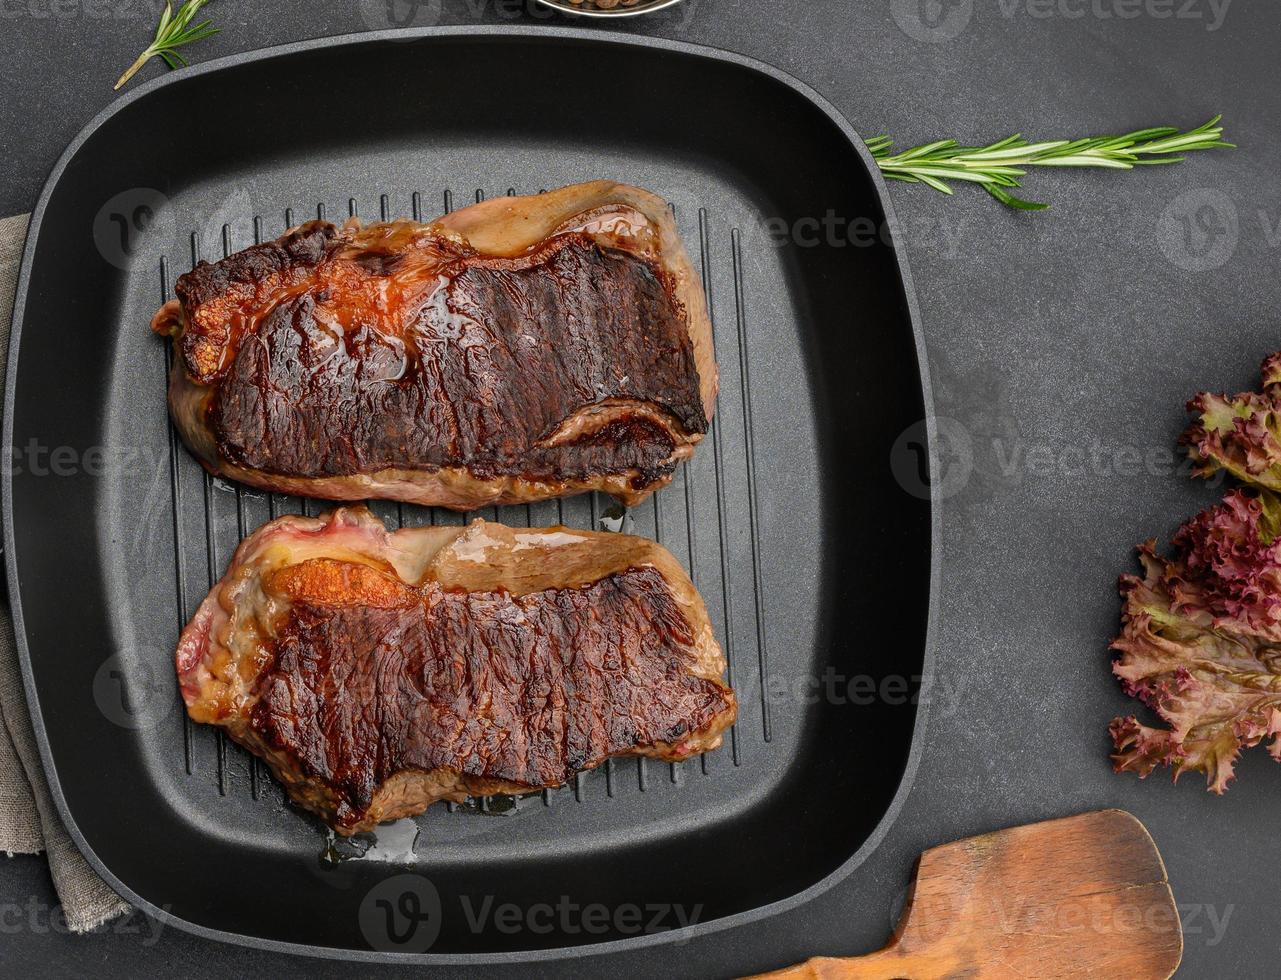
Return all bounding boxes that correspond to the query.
[3,26,934,963]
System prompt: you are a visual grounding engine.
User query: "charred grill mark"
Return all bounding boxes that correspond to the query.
[174,222,337,383]
[176,227,705,487]
[245,565,732,832]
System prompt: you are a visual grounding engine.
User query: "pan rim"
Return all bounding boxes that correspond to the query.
[2,24,941,965]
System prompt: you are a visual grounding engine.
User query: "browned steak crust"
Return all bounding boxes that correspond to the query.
[253,565,730,831]
[154,182,717,509]
[207,233,704,488]
[176,509,736,834]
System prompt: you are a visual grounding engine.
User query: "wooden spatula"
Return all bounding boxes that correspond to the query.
[750,810,1181,980]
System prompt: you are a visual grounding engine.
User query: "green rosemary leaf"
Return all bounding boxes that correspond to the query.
[984,185,1050,211]
[1032,157,1137,169]
[957,140,1070,161]
[880,165,1004,185]
[871,118,1230,210]
[115,1,219,91]
[864,135,895,156]
[915,173,954,194]
[890,139,960,162]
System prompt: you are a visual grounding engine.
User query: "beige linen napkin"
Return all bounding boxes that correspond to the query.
[0,213,130,931]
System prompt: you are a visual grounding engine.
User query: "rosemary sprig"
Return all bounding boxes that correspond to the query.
[114,0,219,91]
[867,117,1233,210]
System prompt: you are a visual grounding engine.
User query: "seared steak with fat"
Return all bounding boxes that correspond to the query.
[153,181,716,510]
[176,507,736,834]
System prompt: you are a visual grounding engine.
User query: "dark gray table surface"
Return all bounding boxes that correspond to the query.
[1,1,1276,976]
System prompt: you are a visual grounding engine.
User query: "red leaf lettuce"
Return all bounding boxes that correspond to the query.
[1184,351,1281,489]
[1112,488,1281,791]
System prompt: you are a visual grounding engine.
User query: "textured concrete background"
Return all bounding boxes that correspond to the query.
[0,1,1277,976]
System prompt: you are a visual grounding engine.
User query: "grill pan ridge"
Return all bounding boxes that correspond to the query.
[2,27,936,962]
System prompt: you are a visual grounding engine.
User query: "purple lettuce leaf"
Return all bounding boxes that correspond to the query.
[1184,351,1281,489]
[1111,489,1281,792]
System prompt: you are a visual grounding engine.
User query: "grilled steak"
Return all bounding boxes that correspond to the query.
[153,181,717,510]
[177,507,736,834]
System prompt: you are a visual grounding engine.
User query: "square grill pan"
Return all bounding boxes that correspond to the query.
[3,27,934,963]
